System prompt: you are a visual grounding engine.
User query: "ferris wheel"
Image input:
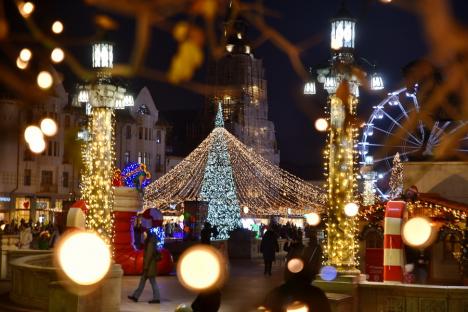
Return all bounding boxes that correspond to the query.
[358,84,468,199]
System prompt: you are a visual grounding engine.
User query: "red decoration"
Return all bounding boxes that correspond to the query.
[71,199,88,214]
[112,169,124,187]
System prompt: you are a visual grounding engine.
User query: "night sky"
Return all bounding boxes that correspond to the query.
[15,0,468,179]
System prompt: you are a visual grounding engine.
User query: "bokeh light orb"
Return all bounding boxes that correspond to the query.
[37,71,53,89]
[177,245,226,292]
[304,212,320,226]
[16,57,28,69]
[402,217,436,248]
[287,258,304,274]
[286,301,309,312]
[57,231,111,285]
[51,48,65,63]
[19,48,32,62]
[24,125,43,143]
[51,21,64,34]
[18,2,35,17]
[40,118,58,136]
[320,265,338,281]
[315,118,328,132]
[28,138,46,154]
[344,202,359,217]
[243,206,249,214]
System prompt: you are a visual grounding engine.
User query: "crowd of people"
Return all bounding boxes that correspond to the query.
[0,219,61,250]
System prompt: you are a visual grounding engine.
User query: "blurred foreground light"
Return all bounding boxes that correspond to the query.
[287,258,304,274]
[243,206,249,214]
[315,118,328,132]
[286,301,309,312]
[320,265,337,281]
[18,1,35,18]
[304,212,320,226]
[40,118,58,136]
[344,202,359,217]
[174,304,193,312]
[19,48,32,62]
[57,231,111,285]
[380,0,392,3]
[24,125,43,143]
[51,21,63,34]
[402,217,437,248]
[28,138,46,154]
[177,245,227,292]
[37,71,53,89]
[51,48,64,63]
[16,57,28,70]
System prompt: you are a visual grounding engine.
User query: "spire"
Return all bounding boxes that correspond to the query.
[215,101,224,128]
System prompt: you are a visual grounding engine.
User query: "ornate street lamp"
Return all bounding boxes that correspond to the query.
[73,42,133,244]
[304,68,316,95]
[303,2,385,273]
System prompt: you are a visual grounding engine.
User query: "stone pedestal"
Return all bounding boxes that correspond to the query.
[314,273,366,312]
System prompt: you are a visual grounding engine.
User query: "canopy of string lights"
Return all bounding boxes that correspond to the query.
[144,127,326,216]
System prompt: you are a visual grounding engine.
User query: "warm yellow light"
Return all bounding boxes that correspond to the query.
[29,138,46,154]
[37,71,53,89]
[287,258,304,273]
[177,245,226,291]
[286,301,309,312]
[51,21,63,34]
[344,202,359,217]
[402,217,436,248]
[380,0,392,3]
[57,231,111,285]
[19,48,32,62]
[243,206,249,214]
[304,212,320,226]
[40,118,58,136]
[16,57,28,70]
[315,118,328,132]
[51,48,65,63]
[18,1,34,18]
[24,125,43,143]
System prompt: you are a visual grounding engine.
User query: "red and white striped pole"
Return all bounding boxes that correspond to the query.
[383,200,406,283]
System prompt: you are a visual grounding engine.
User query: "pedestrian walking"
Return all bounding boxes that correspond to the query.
[18,224,32,249]
[128,229,162,303]
[260,227,279,276]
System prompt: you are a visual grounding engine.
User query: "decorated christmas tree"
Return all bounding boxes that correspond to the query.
[200,103,241,239]
[388,152,403,199]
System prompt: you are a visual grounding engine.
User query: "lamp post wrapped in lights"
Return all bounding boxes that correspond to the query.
[304,2,384,273]
[73,42,133,244]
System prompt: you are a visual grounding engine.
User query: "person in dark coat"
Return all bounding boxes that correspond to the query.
[128,229,161,303]
[263,231,330,312]
[260,228,279,276]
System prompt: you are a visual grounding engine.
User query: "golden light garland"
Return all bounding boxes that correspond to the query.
[81,107,115,245]
[323,94,360,272]
[144,127,326,216]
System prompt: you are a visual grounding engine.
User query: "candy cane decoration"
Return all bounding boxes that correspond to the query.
[383,200,406,283]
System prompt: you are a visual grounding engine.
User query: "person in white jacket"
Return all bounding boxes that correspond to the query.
[19,224,33,249]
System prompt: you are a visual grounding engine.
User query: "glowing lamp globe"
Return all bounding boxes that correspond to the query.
[315,118,328,132]
[320,265,338,281]
[24,125,43,143]
[287,258,304,274]
[37,71,53,89]
[304,212,320,226]
[344,202,359,217]
[40,118,58,136]
[177,245,226,292]
[402,217,437,248]
[19,48,32,62]
[57,231,111,285]
[51,21,63,34]
[243,206,249,214]
[286,302,309,312]
[16,57,28,70]
[29,139,46,154]
[51,48,65,63]
[18,2,35,18]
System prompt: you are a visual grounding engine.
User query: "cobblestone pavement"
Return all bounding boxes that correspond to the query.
[120,259,284,312]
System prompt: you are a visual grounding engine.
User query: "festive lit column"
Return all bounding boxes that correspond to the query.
[324,93,360,272]
[200,103,242,239]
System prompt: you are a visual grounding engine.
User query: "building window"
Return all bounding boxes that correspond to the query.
[144,128,148,140]
[64,115,71,129]
[148,153,151,167]
[139,127,143,140]
[138,152,142,164]
[41,170,53,186]
[156,154,161,170]
[156,130,161,144]
[124,151,130,164]
[126,126,132,139]
[54,142,59,156]
[149,129,153,141]
[47,142,53,156]
[62,172,69,188]
[24,169,31,186]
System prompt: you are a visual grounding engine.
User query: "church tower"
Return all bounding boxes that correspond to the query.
[206,2,280,164]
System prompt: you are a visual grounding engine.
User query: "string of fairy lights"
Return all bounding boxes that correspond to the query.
[144,124,326,216]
